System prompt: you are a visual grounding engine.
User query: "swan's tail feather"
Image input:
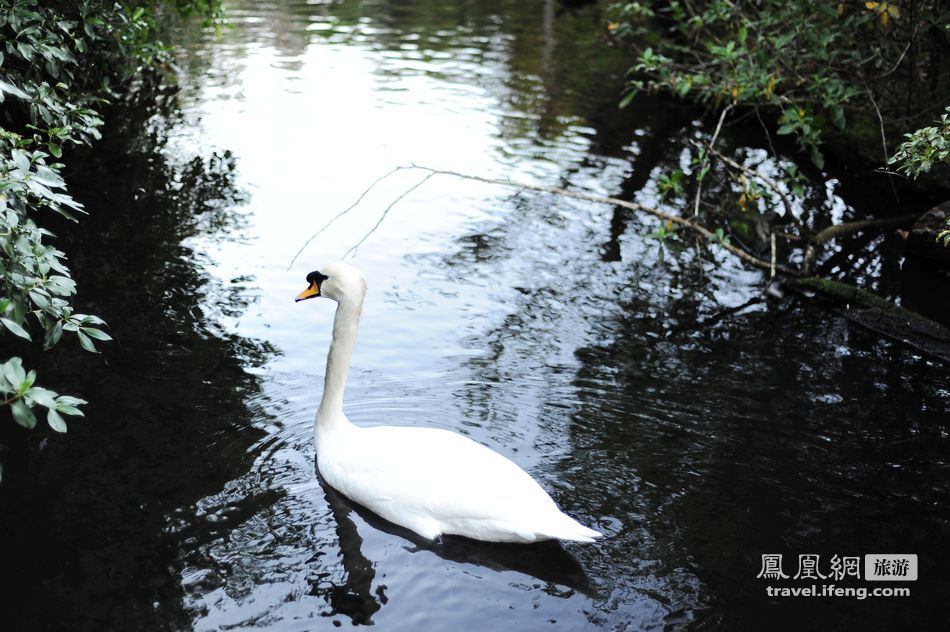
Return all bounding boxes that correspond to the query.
[543,512,603,543]
[558,525,603,543]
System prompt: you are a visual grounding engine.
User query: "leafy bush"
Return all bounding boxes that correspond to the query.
[605,0,950,271]
[0,0,221,479]
[608,0,949,169]
[890,106,950,179]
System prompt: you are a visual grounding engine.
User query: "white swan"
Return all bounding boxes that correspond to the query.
[295,262,602,544]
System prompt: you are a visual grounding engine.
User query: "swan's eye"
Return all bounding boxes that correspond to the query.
[306,271,329,284]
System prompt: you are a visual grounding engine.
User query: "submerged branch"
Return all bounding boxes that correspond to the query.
[811,214,919,246]
[802,213,918,273]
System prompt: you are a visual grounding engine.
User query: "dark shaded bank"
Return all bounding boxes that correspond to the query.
[0,100,274,630]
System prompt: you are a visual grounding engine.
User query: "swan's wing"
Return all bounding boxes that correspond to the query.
[318,426,567,540]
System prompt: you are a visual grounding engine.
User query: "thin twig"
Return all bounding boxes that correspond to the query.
[753,104,779,160]
[342,172,437,260]
[693,105,732,218]
[862,79,900,205]
[287,166,403,270]
[770,232,777,280]
[503,186,528,203]
[879,36,916,79]
[697,141,798,222]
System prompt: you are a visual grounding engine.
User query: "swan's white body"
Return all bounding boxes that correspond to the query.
[300,262,602,544]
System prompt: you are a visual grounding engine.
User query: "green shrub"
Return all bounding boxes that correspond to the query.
[608,0,949,169]
[890,106,950,179]
[0,0,221,479]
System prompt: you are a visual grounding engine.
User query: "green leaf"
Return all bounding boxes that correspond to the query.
[55,403,83,417]
[26,387,57,409]
[619,88,637,109]
[77,330,97,353]
[10,400,37,429]
[43,320,63,349]
[0,78,29,99]
[33,165,65,188]
[47,408,67,433]
[831,106,846,130]
[48,143,62,158]
[1,317,31,340]
[774,32,795,49]
[80,327,112,341]
[45,275,76,295]
[77,314,106,326]
[29,289,50,309]
[27,178,55,199]
[1,358,26,390]
[11,149,30,172]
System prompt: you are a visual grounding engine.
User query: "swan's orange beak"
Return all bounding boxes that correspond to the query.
[295,281,320,302]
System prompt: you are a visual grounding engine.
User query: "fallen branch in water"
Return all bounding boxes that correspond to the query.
[289,164,800,275]
[801,213,919,274]
[789,277,950,364]
[288,165,946,362]
[810,213,920,247]
[290,164,921,280]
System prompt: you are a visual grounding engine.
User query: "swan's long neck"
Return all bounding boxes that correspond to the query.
[316,296,362,433]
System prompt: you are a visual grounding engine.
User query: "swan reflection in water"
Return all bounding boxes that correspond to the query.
[309,473,595,625]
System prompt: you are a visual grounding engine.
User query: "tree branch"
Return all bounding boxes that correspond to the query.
[693,105,732,218]
[287,166,404,270]
[802,213,918,273]
[342,172,437,260]
[700,142,797,221]
[293,164,800,276]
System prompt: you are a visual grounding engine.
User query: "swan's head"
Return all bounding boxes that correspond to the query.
[295,261,367,306]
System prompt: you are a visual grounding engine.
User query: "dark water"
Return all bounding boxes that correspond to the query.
[1,1,948,630]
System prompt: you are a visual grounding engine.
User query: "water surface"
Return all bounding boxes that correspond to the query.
[1,1,948,630]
